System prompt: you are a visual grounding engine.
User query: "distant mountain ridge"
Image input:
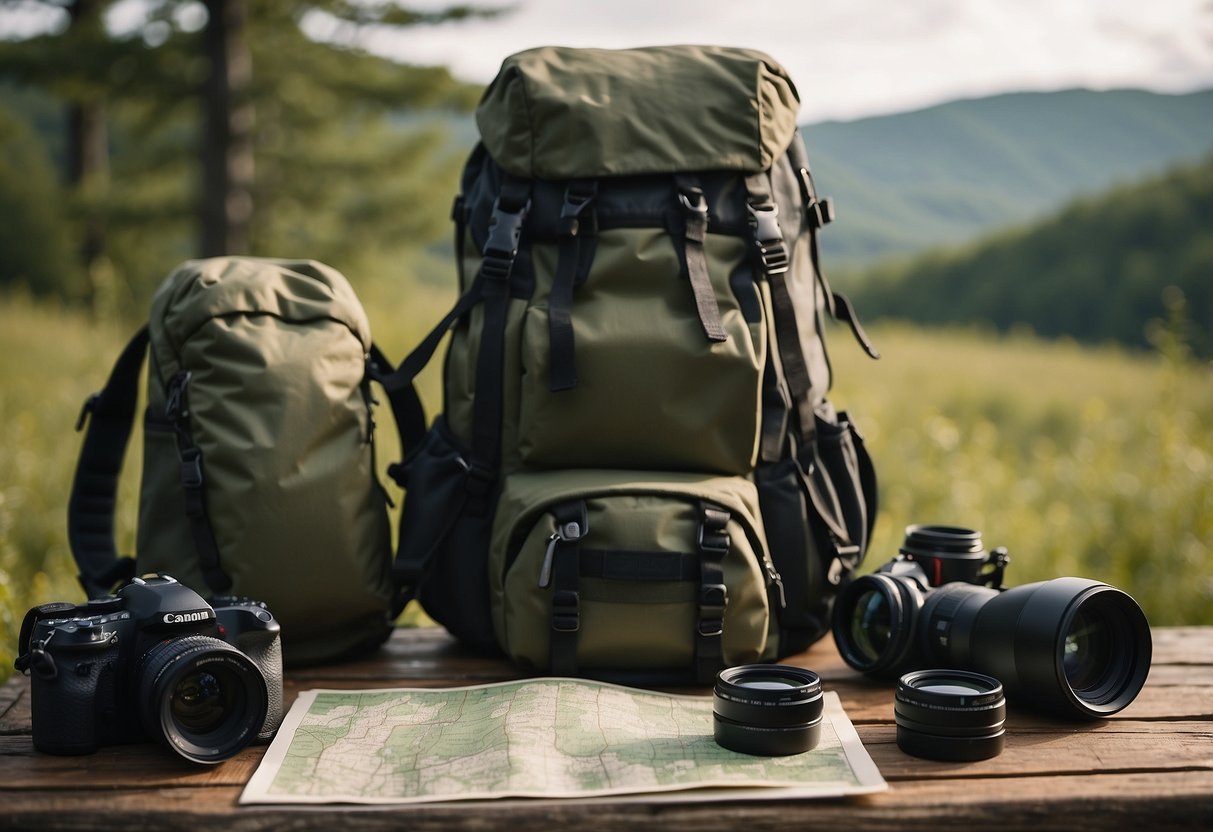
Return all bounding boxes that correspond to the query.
[803,88,1213,268]
[846,153,1213,357]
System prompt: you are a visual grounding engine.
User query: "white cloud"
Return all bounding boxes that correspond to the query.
[348,0,1213,121]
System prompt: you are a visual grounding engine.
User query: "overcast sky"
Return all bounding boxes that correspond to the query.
[306,0,1213,122]
[2,0,1210,123]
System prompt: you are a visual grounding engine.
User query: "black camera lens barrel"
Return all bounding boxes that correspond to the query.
[713,665,824,756]
[138,635,269,765]
[895,670,1006,761]
[958,577,1152,719]
[833,571,926,676]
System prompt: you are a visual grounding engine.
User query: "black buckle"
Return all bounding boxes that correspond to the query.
[806,197,835,230]
[699,583,727,613]
[559,182,598,237]
[483,200,529,258]
[551,589,580,632]
[747,202,781,242]
[747,203,789,276]
[697,524,731,555]
[698,618,724,638]
[678,186,708,218]
[164,370,191,421]
[180,448,204,489]
[481,198,531,281]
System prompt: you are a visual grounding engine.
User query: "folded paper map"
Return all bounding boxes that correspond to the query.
[240,678,886,804]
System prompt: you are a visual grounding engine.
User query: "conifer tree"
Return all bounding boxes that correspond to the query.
[0,0,487,306]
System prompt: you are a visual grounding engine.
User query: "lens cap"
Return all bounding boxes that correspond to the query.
[713,665,823,756]
[895,669,1006,762]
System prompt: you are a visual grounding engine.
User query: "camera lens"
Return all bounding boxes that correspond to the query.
[833,573,924,675]
[895,670,1006,761]
[138,635,268,764]
[951,578,1152,719]
[713,665,823,756]
[900,525,989,584]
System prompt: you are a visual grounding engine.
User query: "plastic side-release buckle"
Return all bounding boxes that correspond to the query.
[480,198,531,281]
[747,202,789,276]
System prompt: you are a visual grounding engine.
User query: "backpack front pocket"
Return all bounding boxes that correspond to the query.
[516,228,766,475]
[489,470,778,683]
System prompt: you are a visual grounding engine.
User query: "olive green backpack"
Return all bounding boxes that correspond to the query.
[67,257,425,666]
[381,46,881,684]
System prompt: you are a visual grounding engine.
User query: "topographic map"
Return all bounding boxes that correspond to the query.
[240,679,885,804]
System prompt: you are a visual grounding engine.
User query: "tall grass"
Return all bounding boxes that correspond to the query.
[1,285,1210,684]
[828,312,1213,620]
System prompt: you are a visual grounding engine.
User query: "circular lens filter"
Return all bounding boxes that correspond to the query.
[713,665,823,756]
[895,669,1006,762]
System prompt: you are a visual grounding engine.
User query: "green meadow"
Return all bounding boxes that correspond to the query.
[2,289,1210,682]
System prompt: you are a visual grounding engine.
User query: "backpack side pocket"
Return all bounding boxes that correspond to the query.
[394,415,499,650]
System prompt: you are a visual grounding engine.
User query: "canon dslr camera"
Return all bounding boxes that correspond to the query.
[15,574,283,764]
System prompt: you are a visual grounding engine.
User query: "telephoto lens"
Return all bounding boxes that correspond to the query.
[926,577,1153,719]
[832,524,1153,720]
[712,665,823,756]
[895,670,1006,761]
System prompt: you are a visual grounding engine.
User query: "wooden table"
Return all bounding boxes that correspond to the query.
[2,626,1210,830]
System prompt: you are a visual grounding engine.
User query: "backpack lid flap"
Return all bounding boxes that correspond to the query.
[148,257,372,379]
[476,45,801,179]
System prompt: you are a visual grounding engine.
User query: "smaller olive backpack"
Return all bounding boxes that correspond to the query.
[67,257,425,666]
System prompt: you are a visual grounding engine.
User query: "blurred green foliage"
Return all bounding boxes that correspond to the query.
[0,0,482,316]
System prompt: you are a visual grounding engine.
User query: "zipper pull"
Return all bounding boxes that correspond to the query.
[537,518,585,588]
[766,561,787,609]
[538,532,560,589]
[164,370,192,421]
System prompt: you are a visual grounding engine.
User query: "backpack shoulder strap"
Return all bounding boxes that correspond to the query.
[67,326,148,599]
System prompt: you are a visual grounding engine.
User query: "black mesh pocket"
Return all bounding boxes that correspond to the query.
[756,407,876,655]
[394,416,499,650]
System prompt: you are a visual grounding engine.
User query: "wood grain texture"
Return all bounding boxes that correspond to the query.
[1,625,1209,831]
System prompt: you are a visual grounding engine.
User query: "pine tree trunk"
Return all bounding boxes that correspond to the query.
[200,0,254,256]
[67,0,109,309]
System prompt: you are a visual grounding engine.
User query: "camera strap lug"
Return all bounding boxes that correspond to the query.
[14,602,78,674]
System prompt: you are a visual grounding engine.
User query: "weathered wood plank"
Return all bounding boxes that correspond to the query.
[1,770,1210,832]
[2,719,1208,791]
[0,624,1206,832]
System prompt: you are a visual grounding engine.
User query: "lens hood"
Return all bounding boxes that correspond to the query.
[713,665,823,756]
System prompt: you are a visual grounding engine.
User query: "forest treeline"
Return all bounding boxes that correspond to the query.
[0,0,489,316]
[847,155,1213,358]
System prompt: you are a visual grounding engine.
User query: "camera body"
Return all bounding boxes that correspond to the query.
[17,575,283,763]
[832,525,1151,720]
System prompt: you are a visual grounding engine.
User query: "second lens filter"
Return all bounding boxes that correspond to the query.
[895,669,1006,761]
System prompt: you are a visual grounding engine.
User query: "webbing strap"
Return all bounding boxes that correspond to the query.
[368,344,427,470]
[548,501,588,676]
[695,502,730,685]
[67,328,147,599]
[786,130,880,361]
[674,175,729,343]
[165,371,231,594]
[547,181,598,392]
[470,177,531,502]
[743,171,818,447]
